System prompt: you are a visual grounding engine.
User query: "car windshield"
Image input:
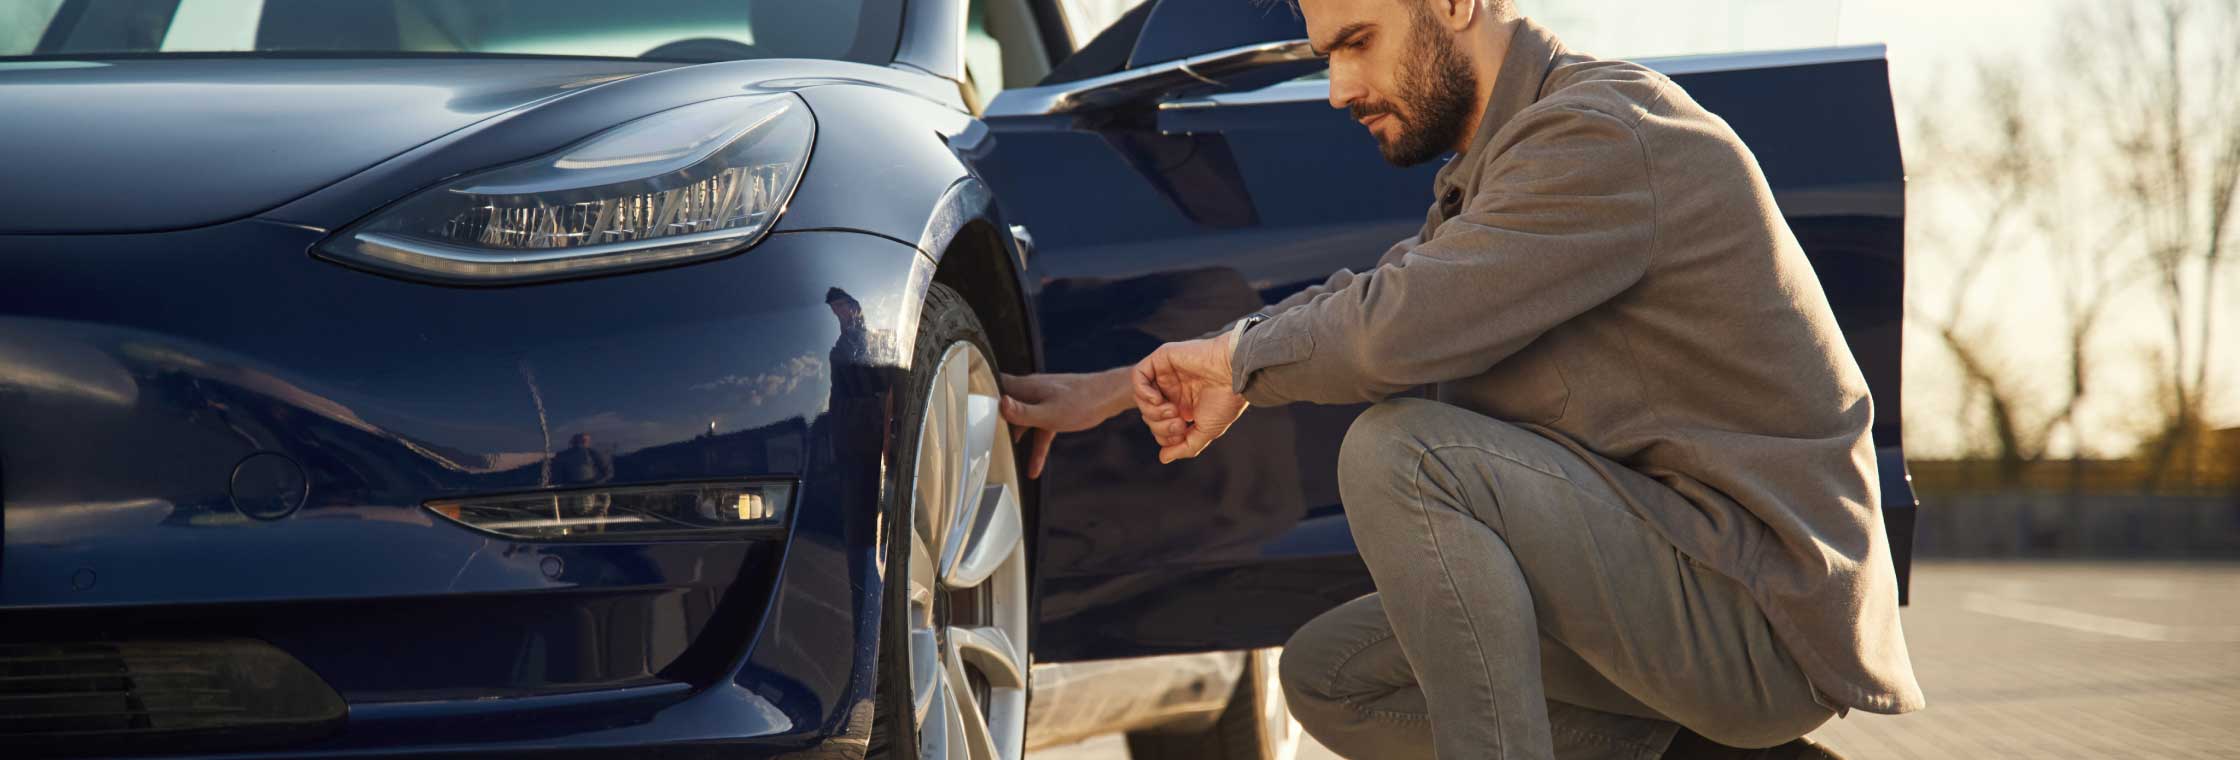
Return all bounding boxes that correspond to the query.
[0,0,905,63]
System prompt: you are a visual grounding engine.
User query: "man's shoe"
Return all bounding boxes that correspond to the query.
[1660,728,1849,759]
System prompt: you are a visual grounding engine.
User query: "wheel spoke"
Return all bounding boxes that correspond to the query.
[938,353,995,573]
[940,351,974,527]
[910,522,939,595]
[915,365,957,558]
[944,671,975,760]
[918,666,955,760]
[908,627,941,727]
[944,482,1022,591]
[948,625,1025,691]
[944,639,1002,760]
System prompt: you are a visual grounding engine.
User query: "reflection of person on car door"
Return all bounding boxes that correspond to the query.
[1000,3,1923,759]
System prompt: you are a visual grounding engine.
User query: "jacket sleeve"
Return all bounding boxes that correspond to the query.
[1229,105,1658,406]
[1196,235,1420,340]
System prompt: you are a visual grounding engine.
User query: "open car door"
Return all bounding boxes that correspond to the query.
[974,0,1915,663]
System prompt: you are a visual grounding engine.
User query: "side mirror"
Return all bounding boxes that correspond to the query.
[986,39,1323,117]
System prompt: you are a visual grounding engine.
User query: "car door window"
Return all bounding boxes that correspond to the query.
[965,0,1055,111]
[6,0,904,63]
[1054,0,1144,48]
[0,1,67,55]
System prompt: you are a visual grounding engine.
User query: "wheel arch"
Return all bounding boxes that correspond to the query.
[915,177,1042,379]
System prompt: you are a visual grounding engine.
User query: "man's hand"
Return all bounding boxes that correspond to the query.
[1133,337,1248,464]
[999,368,1135,479]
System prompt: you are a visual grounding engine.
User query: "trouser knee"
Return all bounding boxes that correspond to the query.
[1277,611,1348,706]
[1276,627,1352,749]
[1278,601,1434,760]
[1277,596,1402,706]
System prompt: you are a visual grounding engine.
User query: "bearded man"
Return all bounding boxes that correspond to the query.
[999,1,1925,757]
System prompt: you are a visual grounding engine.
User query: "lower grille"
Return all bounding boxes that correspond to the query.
[0,639,344,756]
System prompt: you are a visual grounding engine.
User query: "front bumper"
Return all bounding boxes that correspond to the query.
[0,223,926,756]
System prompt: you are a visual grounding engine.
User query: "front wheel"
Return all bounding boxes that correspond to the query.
[870,283,1033,760]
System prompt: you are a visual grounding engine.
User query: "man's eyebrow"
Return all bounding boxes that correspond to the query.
[1310,22,1372,56]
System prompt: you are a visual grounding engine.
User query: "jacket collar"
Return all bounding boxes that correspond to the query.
[1432,17,1568,197]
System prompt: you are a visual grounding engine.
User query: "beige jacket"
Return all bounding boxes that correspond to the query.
[1229,18,1924,715]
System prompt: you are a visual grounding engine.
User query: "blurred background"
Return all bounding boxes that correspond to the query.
[1040,0,2240,758]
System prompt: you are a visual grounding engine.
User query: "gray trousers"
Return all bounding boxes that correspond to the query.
[1280,399,1834,760]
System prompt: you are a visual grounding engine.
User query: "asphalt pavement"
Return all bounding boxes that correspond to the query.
[1033,560,2240,760]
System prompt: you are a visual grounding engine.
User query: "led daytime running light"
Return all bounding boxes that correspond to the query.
[442,163,791,250]
[426,482,792,541]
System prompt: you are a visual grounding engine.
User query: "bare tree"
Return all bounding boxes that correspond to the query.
[1908,62,2064,485]
[2066,0,2240,490]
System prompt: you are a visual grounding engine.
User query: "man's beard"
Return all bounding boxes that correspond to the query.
[1355,4,1478,167]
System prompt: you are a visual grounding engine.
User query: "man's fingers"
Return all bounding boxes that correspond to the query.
[1158,410,1236,464]
[1182,423,1220,459]
[1001,395,1049,429]
[1028,429,1055,479]
[1011,422,1027,443]
[1159,426,1218,464]
[1153,429,1183,449]
[998,371,1041,392]
[1137,407,1185,448]
[1154,363,1189,421]
[1132,362,1166,407]
[1153,417,1188,445]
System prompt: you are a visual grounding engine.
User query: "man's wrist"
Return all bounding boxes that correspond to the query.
[1098,366,1137,418]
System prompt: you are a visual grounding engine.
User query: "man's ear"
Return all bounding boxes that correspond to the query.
[1438,0,1478,32]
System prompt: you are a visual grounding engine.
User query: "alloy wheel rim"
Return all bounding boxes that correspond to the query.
[906,341,1029,760]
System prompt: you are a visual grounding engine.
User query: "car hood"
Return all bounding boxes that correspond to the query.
[0,57,677,234]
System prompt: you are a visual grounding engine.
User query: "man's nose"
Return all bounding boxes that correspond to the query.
[1327,63,1363,110]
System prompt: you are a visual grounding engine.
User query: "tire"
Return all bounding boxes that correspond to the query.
[1126,649,1302,760]
[869,283,1034,760]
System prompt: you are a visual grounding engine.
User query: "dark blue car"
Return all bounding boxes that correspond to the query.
[0,1,1915,758]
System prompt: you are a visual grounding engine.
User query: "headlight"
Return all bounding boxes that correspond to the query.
[317,94,814,285]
